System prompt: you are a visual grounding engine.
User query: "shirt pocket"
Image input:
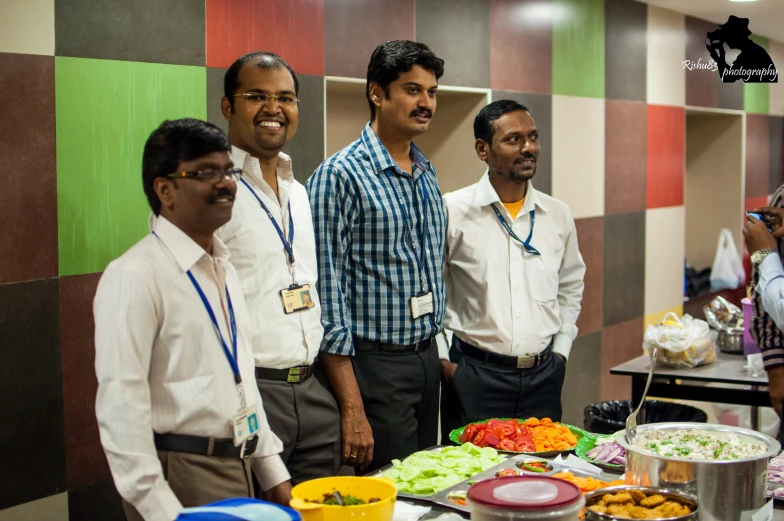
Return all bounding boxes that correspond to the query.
[532,268,559,304]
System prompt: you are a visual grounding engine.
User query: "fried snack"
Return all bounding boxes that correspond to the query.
[587,489,692,519]
[629,490,646,504]
[629,506,655,519]
[607,503,635,517]
[603,493,634,505]
[655,501,691,517]
[639,494,666,508]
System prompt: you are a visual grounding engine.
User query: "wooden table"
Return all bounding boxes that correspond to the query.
[610,351,769,431]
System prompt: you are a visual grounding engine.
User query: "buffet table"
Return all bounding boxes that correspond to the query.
[610,351,769,431]
[396,451,784,519]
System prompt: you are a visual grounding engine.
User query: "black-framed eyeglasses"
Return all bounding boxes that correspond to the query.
[166,167,243,183]
[232,93,300,106]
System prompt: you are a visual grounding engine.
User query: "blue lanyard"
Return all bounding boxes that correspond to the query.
[240,178,295,265]
[491,205,541,256]
[385,170,429,292]
[186,272,241,383]
[151,230,245,408]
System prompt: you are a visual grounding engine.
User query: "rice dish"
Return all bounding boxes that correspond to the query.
[633,428,767,461]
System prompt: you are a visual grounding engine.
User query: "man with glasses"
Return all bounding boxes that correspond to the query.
[439,100,585,442]
[94,118,291,521]
[307,40,446,473]
[216,51,340,484]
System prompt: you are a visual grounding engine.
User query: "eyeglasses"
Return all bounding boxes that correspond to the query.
[232,93,300,106]
[166,167,243,183]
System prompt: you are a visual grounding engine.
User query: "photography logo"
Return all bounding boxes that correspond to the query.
[702,16,778,83]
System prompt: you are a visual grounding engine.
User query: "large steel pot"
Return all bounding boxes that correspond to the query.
[615,423,780,521]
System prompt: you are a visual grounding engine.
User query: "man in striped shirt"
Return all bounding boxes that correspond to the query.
[749,185,784,437]
[307,40,446,472]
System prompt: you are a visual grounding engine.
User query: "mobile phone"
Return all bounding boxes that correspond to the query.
[747,211,774,232]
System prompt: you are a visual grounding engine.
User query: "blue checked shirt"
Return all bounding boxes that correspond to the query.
[306,124,447,356]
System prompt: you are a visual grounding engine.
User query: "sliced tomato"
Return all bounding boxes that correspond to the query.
[498,439,515,451]
[461,424,477,443]
[514,437,536,452]
[495,468,518,477]
[472,430,486,446]
[498,421,516,438]
[483,431,501,447]
[515,425,532,438]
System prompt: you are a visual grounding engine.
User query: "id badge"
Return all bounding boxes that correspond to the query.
[280,284,315,314]
[410,291,434,319]
[230,405,260,446]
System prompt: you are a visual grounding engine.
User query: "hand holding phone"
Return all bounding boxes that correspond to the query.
[746,211,774,233]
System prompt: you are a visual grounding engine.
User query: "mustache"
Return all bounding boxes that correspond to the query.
[208,187,235,203]
[410,109,432,119]
[514,153,537,163]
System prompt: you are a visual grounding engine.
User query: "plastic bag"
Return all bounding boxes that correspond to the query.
[643,312,716,368]
[709,228,745,291]
[583,400,708,435]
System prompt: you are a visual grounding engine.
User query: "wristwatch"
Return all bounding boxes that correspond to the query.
[751,248,777,268]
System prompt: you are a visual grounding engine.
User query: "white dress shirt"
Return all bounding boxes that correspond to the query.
[216,147,323,369]
[438,174,586,361]
[94,216,289,521]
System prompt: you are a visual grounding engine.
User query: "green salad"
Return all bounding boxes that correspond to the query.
[380,443,505,495]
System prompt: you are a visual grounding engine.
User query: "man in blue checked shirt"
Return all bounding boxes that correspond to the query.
[306,40,446,473]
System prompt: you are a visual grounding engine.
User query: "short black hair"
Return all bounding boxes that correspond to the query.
[473,100,531,144]
[142,118,231,215]
[223,51,299,112]
[366,40,445,121]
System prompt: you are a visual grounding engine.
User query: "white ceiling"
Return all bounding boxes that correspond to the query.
[640,0,784,43]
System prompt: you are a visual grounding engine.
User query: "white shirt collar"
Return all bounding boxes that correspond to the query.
[471,171,549,213]
[151,215,230,272]
[230,145,293,187]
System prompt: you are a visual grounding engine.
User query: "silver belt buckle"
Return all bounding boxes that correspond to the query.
[516,355,536,369]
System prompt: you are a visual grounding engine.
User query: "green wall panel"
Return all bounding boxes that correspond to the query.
[553,0,605,98]
[744,35,770,115]
[56,58,207,276]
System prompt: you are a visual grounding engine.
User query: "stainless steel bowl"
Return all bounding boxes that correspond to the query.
[616,423,780,521]
[717,328,744,354]
[583,485,699,521]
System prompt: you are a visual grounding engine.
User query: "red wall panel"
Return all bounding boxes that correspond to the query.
[206,0,324,75]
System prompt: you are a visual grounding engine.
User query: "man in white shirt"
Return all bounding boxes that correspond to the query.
[216,51,340,483]
[94,118,292,521]
[439,100,586,442]
[744,206,784,442]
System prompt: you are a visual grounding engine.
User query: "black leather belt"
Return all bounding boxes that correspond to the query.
[354,336,433,352]
[455,337,552,369]
[154,432,258,459]
[255,365,312,383]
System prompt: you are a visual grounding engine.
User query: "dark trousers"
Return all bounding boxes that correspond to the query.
[256,366,341,486]
[351,342,440,473]
[440,338,567,445]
